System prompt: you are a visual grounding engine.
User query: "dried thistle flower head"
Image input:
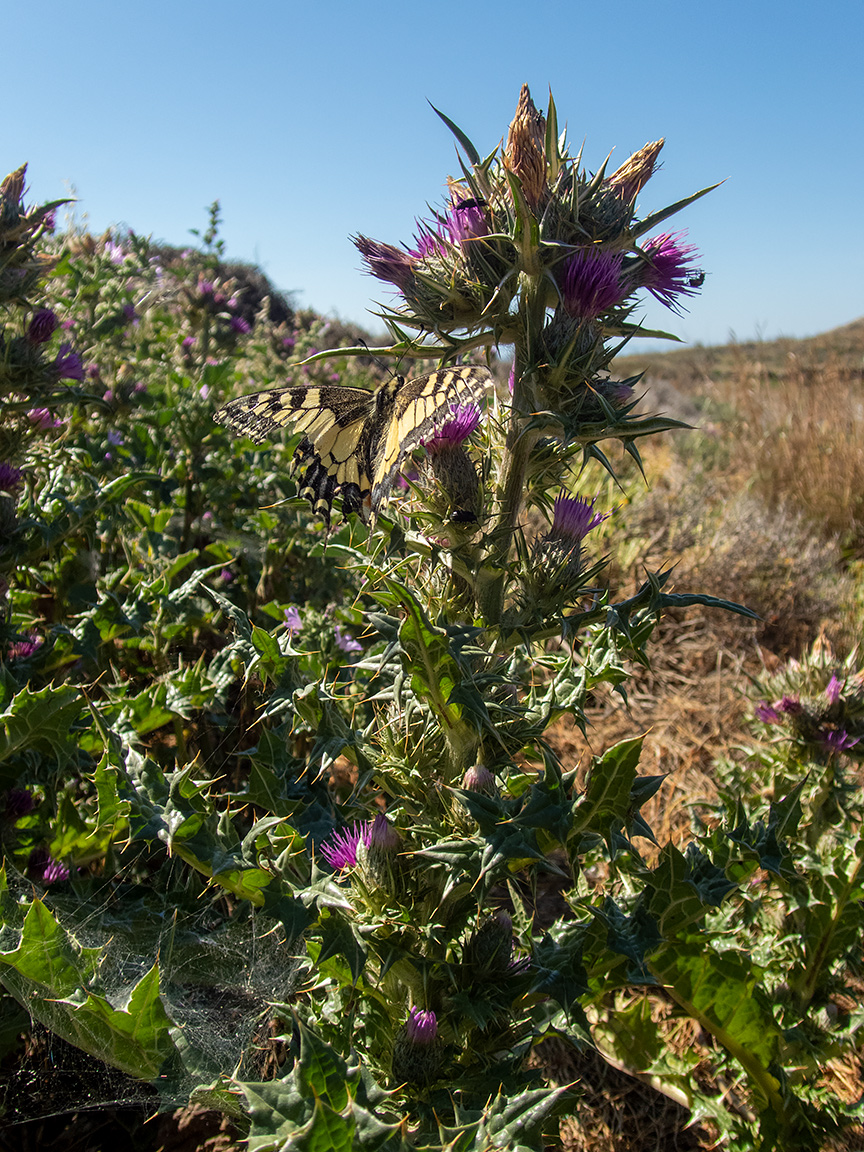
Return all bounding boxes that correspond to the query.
[504,84,547,210]
[607,138,665,203]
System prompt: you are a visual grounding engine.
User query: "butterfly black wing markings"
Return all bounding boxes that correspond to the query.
[214,367,493,527]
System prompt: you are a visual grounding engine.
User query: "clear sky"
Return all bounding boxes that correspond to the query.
[6,0,862,352]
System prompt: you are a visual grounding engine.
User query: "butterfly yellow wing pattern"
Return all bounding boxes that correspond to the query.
[214,365,492,526]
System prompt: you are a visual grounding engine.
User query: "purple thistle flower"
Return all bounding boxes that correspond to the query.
[0,462,23,492]
[320,822,369,871]
[354,235,417,294]
[825,675,842,705]
[559,247,626,319]
[4,788,34,819]
[53,343,84,381]
[122,303,139,326]
[424,403,481,453]
[778,695,803,715]
[550,493,607,544]
[334,625,362,654]
[283,606,302,635]
[27,847,69,883]
[182,335,197,350]
[103,389,115,403]
[821,729,860,753]
[405,1007,438,1046]
[27,308,59,344]
[367,812,401,852]
[229,315,252,334]
[27,407,64,431]
[755,701,783,724]
[462,764,496,793]
[104,241,126,265]
[409,219,450,259]
[447,198,488,245]
[6,635,41,663]
[641,232,704,312]
[282,335,296,351]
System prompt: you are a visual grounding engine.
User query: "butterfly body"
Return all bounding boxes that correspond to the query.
[215,366,491,526]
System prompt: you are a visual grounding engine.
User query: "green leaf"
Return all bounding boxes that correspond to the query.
[0,683,82,779]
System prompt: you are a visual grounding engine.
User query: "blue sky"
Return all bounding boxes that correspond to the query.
[7,0,862,351]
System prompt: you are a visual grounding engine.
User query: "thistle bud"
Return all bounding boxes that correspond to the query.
[462,763,497,795]
[607,139,664,203]
[357,813,403,894]
[463,911,513,975]
[391,1007,444,1086]
[423,404,482,523]
[504,85,547,210]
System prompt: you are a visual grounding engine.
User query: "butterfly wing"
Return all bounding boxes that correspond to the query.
[370,365,493,507]
[215,384,375,524]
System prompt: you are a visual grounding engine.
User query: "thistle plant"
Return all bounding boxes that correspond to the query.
[1,91,860,1152]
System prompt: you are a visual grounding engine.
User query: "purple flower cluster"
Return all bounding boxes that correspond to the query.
[754,677,860,756]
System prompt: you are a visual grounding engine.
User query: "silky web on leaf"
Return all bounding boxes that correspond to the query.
[0,849,301,1124]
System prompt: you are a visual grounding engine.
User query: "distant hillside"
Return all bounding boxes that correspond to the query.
[613,317,864,386]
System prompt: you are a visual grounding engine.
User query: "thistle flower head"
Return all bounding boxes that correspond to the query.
[504,84,547,210]
[28,847,69,883]
[822,729,859,753]
[559,247,626,320]
[447,197,488,246]
[4,788,34,820]
[353,234,417,294]
[405,1007,438,1045]
[825,675,842,705]
[424,403,481,454]
[755,701,783,724]
[550,493,607,545]
[334,625,362,654]
[462,763,496,794]
[283,606,302,635]
[53,343,84,381]
[607,139,665,203]
[367,812,401,852]
[320,822,368,871]
[0,462,22,492]
[27,308,59,344]
[641,232,704,311]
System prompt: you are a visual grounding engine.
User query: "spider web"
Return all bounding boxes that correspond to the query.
[0,844,302,1127]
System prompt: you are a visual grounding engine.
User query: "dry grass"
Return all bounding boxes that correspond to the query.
[535,327,864,1151]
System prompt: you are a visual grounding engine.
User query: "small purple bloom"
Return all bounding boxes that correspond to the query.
[122,303,139,326]
[283,606,302,635]
[755,701,782,724]
[424,403,481,453]
[367,813,401,852]
[405,1007,437,1046]
[104,241,126,265]
[220,568,234,583]
[27,847,69,883]
[550,493,607,544]
[0,462,23,492]
[822,729,860,753]
[282,336,296,351]
[354,235,417,294]
[320,822,369,871]
[86,363,101,379]
[641,232,704,312]
[559,247,626,319]
[42,210,56,233]
[107,429,124,447]
[778,695,803,715]
[26,408,64,431]
[198,278,215,298]
[825,675,842,705]
[27,308,59,344]
[409,219,450,259]
[447,198,488,245]
[182,336,197,350]
[229,315,252,334]
[4,788,34,819]
[53,343,84,381]
[334,625,362,654]
[462,764,496,793]
[199,384,210,400]
[103,390,115,403]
